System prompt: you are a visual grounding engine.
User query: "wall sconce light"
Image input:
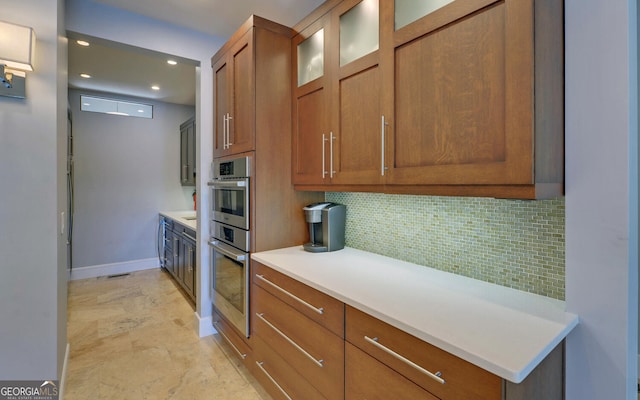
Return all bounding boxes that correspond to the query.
[0,20,36,99]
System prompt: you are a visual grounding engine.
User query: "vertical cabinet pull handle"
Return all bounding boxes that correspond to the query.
[226,113,233,148]
[255,274,324,314]
[364,336,445,384]
[330,132,336,178]
[255,361,293,400]
[222,114,228,149]
[322,133,328,179]
[256,313,324,368]
[381,115,386,176]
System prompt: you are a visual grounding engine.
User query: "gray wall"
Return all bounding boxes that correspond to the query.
[565,0,638,399]
[69,89,195,268]
[0,0,67,380]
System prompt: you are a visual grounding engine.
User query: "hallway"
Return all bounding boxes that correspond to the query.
[65,269,270,400]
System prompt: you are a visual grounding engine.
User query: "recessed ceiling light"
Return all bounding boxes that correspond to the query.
[76,40,90,47]
[80,73,91,79]
[167,60,177,66]
[151,85,160,91]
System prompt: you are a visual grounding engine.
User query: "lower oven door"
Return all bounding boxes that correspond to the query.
[209,239,249,337]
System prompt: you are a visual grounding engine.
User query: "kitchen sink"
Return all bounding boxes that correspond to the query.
[182,216,197,220]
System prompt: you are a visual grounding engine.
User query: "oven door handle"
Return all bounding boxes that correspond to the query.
[208,240,247,262]
[207,179,247,188]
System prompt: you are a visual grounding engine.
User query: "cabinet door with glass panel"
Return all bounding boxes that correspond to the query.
[293,0,383,187]
[329,0,384,186]
[292,15,331,185]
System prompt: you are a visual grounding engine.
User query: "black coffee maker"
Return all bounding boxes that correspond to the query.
[302,202,346,253]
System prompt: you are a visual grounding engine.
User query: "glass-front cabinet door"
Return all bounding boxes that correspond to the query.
[292,16,331,185]
[339,0,379,66]
[297,28,325,87]
[394,0,456,30]
[329,0,385,185]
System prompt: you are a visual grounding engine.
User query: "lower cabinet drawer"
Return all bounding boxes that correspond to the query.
[253,285,344,400]
[212,308,253,369]
[253,335,327,400]
[346,306,502,400]
[346,342,439,400]
[253,262,345,337]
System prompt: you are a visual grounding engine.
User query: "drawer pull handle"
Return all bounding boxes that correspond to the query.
[255,274,324,315]
[256,312,324,368]
[256,361,293,400]
[213,320,247,359]
[364,336,445,385]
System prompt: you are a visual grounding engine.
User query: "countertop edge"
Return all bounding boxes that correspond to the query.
[160,211,197,231]
[251,246,579,384]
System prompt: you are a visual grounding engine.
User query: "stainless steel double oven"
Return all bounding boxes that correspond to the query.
[208,156,251,337]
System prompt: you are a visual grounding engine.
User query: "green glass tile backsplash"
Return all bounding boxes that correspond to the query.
[325,192,565,300]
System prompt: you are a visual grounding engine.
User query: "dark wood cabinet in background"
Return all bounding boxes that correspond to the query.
[180,116,196,186]
[162,219,196,303]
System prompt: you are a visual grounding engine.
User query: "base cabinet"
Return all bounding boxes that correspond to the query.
[252,264,344,400]
[253,336,327,400]
[160,217,196,302]
[346,305,502,399]
[244,263,563,400]
[346,342,439,400]
[212,307,253,369]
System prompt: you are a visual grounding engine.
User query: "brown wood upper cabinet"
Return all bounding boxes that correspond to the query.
[292,0,564,199]
[212,17,292,158]
[293,0,385,186]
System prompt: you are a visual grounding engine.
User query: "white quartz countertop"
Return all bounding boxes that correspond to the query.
[160,211,197,231]
[251,246,578,384]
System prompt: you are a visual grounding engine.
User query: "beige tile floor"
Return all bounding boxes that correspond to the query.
[65,269,272,400]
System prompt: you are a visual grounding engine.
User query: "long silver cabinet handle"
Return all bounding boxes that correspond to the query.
[226,113,233,147]
[213,320,247,359]
[255,274,324,315]
[330,132,336,178]
[222,114,228,149]
[255,361,292,400]
[182,231,196,241]
[381,115,386,176]
[322,133,328,179]
[256,312,324,368]
[364,336,445,385]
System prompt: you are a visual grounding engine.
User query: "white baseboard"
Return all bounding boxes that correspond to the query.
[60,343,69,400]
[194,311,216,338]
[70,258,159,280]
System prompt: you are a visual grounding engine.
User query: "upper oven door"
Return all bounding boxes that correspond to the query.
[209,178,250,230]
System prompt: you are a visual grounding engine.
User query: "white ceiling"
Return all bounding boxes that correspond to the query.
[68,0,324,106]
[93,0,323,38]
